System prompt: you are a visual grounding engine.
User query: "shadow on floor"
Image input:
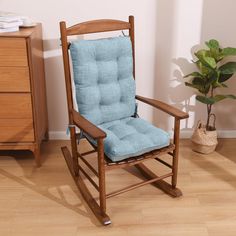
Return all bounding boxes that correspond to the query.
[0,142,100,226]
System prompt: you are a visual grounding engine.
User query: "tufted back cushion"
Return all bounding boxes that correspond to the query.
[70,36,136,125]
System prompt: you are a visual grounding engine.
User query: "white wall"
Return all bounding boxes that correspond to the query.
[1,0,236,139]
[200,0,236,133]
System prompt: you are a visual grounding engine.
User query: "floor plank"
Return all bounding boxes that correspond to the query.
[0,139,235,235]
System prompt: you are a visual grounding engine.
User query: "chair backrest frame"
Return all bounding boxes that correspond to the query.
[60,16,135,125]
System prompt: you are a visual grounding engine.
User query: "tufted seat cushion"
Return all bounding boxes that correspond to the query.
[70,36,136,125]
[93,117,170,162]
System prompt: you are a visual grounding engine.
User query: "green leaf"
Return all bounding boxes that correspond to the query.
[211,94,236,103]
[218,73,233,82]
[206,39,219,50]
[209,48,220,61]
[196,95,215,104]
[184,72,203,78]
[185,82,208,94]
[192,77,204,85]
[196,94,236,104]
[207,70,219,86]
[203,56,217,68]
[195,51,217,69]
[196,60,212,75]
[185,82,201,90]
[219,62,236,74]
[212,81,226,88]
[195,49,207,59]
[222,47,236,56]
[192,77,210,94]
[221,83,228,88]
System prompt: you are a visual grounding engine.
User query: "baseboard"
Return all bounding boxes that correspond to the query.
[214,130,236,138]
[179,130,236,139]
[49,131,69,140]
[49,130,236,140]
[179,131,193,139]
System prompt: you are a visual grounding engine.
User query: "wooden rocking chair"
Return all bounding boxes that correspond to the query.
[60,16,188,225]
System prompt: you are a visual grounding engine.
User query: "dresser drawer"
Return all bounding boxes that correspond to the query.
[0,94,33,118]
[0,38,28,66]
[0,67,30,92]
[0,119,34,142]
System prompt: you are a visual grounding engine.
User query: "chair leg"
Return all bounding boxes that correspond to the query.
[70,127,79,176]
[61,146,111,225]
[97,139,108,219]
[172,118,180,189]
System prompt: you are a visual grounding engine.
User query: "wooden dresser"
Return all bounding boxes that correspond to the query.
[0,24,48,166]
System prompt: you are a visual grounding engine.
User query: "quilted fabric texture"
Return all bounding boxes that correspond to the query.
[97,117,170,162]
[70,36,170,162]
[70,36,136,125]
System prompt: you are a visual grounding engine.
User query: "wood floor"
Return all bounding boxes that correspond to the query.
[0,139,236,236]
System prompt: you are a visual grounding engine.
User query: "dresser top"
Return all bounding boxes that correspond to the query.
[0,23,41,38]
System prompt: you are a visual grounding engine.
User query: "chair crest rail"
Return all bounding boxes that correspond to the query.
[66,19,131,35]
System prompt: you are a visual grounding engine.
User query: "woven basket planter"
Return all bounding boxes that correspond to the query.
[191,120,218,154]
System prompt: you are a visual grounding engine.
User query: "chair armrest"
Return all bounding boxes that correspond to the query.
[136,95,189,120]
[72,110,106,139]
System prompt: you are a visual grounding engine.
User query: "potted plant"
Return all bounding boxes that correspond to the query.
[184,39,236,154]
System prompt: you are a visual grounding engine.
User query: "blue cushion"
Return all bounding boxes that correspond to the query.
[96,117,170,162]
[70,36,170,162]
[70,36,136,125]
